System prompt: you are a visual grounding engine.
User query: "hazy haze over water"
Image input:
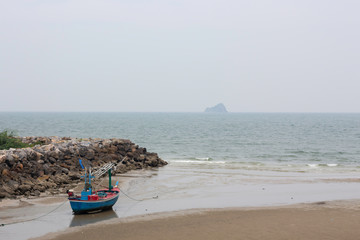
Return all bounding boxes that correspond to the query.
[1,1,360,112]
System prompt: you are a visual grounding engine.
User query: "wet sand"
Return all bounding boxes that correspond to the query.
[2,167,360,240]
[36,200,360,240]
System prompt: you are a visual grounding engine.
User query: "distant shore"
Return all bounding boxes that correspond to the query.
[35,200,360,240]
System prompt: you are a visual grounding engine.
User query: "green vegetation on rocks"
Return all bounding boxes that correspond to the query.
[0,130,29,150]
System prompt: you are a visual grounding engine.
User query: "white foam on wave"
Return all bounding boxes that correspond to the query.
[307,164,319,168]
[195,157,211,161]
[307,163,339,168]
[211,161,226,164]
[171,159,226,164]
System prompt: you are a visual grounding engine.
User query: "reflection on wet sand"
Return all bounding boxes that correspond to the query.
[69,209,118,227]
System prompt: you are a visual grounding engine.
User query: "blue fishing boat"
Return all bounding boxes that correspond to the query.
[67,160,120,214]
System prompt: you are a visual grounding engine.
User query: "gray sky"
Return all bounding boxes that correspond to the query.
[1,0,359,112]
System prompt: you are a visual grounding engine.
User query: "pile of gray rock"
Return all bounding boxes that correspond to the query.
[0,137,167,199]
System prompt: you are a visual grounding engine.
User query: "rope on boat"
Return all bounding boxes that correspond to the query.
[98,184,158,201]
[119,189,159,201]
[119,189,143,201]
[0,198,68,227]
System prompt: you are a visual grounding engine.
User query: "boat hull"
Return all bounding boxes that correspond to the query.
[69,192,119,214]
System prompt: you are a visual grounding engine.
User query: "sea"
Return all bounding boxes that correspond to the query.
[1,112,360,240]
[1,112,359,173]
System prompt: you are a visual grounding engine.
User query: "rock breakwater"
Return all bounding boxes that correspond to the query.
[0,137,167,199]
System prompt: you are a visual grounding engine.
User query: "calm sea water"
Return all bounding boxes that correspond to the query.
[1,112,360,173]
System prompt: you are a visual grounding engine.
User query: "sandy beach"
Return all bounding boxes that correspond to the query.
[35,200,360,240]
[2,167,360,240]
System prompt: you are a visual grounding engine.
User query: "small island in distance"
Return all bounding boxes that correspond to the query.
[204,103,228,113]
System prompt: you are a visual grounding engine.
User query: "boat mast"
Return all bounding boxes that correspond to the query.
[108,169,112,190]
[92,162,115,190]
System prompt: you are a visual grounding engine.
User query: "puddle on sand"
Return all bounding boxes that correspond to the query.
[69,209,119,227]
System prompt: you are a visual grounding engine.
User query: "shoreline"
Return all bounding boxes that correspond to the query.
[2,167,360,240]
[34,199,360,240]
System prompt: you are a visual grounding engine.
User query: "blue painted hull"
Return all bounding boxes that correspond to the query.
[69,194,119,214]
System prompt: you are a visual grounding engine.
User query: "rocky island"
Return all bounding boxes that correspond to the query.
[0,137,167,199]
[204,103,228,113]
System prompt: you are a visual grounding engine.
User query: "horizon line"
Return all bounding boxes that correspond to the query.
[0,111,359,114]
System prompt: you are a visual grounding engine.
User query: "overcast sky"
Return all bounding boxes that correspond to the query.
[1,0,359,112]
